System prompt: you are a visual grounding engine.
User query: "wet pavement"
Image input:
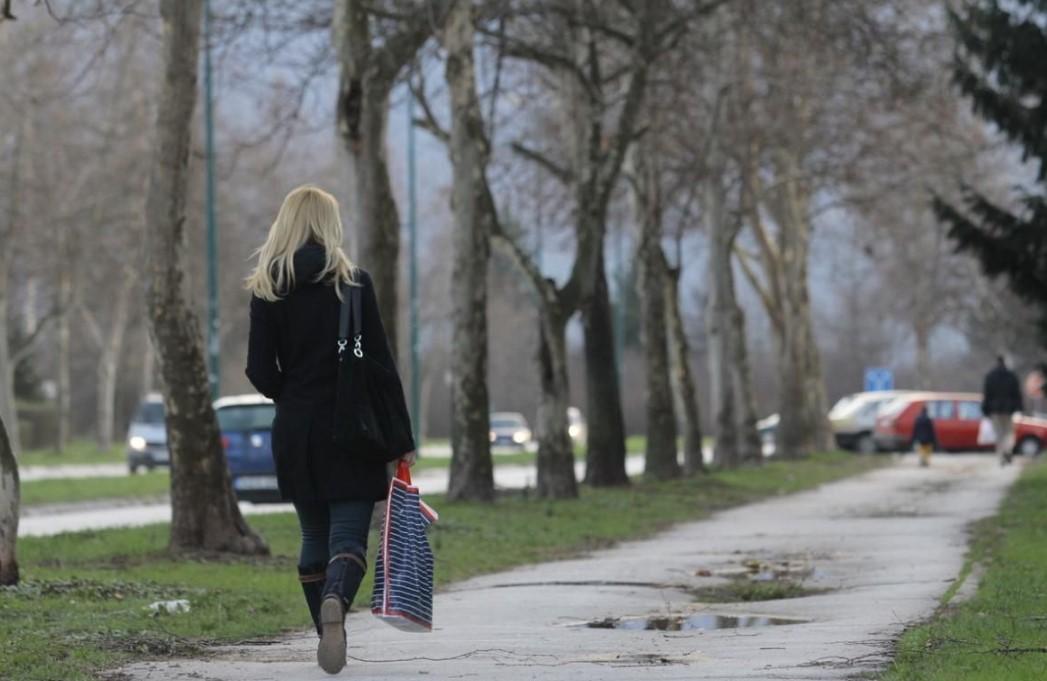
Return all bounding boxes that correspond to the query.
[117,454,1020,681]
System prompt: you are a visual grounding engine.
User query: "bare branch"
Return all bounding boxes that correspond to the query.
[511,142,573,185]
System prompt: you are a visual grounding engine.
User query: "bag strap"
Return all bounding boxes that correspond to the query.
[337,282,351,359]
[351,284,363,339]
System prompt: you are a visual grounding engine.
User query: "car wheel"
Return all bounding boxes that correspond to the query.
[129,464,139,475]
[1017,436,1043,457]
[856,434,877,455]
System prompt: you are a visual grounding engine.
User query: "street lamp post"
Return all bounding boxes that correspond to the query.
[203,0,220,400]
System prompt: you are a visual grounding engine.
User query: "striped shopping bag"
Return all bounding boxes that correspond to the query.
[371,461,439,632]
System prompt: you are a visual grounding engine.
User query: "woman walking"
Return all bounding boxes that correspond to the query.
[245,185,416,674]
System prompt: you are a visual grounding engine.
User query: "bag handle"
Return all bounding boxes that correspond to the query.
[396,460,412,484]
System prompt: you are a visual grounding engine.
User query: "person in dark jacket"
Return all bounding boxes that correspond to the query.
[912,406,937,468]
[982,355,1024,466]
[245,185,415,674]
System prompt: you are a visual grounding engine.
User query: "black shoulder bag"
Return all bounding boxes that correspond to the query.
[332,281,414,463]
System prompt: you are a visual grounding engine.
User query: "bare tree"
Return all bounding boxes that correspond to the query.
[333,0,451,356]
[440,0,494,501]
[144,0,266,554]
[630,142,680,480]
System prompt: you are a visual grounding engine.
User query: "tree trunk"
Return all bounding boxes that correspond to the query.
[582,252,630,486]
[95,273,134,452]
[771,152,832,459]
[0,413,18,585]
[638,242,680,480]
[536,307,578,498]
[0,123,21,457]
[55,260,71,452]
[664,264,704,475]
[333,1,450,358]
[443,0,494,502]
[145,0,266,555]
[705,182,760,469]
[0,255,19,459]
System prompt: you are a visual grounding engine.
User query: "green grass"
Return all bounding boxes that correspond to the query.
[18,440,125,468]
[20,472,171,508]
[2,451,881,681]
[883,461,1047,681]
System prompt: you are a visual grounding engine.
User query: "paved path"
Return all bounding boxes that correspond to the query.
[20,457,648,537]
[118,454,1019,681]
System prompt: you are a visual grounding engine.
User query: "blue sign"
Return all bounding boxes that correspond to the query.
[864,367,894,392]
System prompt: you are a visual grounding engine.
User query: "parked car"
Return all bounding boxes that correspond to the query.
[873,391,1047,455]
[829,390,914,453]
[126,393,168,474]
[567,406,587,444]
[489,412,532,450]
[216,394,279,503]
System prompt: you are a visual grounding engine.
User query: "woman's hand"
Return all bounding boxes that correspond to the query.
[400,450,418,467]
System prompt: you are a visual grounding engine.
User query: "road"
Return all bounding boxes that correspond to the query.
[118,454,1019,681]
[19,456,648,537]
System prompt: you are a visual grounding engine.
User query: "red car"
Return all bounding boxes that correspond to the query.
[873,391,1047,455]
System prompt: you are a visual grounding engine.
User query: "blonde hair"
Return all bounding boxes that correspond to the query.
[245,185,357,301]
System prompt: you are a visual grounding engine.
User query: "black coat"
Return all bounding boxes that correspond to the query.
[982,363,1024,416]
[912,412,937,447]
[245,244,408,502]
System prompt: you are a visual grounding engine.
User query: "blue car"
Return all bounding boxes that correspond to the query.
[215,394,280,503]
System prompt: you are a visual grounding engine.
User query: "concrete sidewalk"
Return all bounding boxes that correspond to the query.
[118,454,1019,681]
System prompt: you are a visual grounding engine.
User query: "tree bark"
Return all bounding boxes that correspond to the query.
[145,0,266,555]
[664,264,704,474]
[0,412,18,585]
[638,242,680,479]
[0,122,21,456]
[536,305,578,498]
[769,150,832,459]
[705,179,761,469]
[54,255,71,452]
[490,229,578,499]
[83,271,135,452]
[632,144,679,480]
[442,0,494,502]
[582,251,629,486]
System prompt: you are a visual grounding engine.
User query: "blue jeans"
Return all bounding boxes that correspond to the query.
[293,499,374,569]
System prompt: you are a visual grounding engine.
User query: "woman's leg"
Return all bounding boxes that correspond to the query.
[317,500,374,674]
[293,500,330,637]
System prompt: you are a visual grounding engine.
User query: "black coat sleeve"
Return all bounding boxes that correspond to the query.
[245,295,283,400]
[359,270,416,453]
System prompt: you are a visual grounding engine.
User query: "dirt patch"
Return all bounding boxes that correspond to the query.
[689,578,828,603]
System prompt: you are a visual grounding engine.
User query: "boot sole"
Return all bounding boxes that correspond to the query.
[317,598,346,674]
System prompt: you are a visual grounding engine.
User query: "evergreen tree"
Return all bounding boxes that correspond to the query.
[936,1,1047,339]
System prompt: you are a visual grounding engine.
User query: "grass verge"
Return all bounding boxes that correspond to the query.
[21,472,171,508]
[18,440,125,468]
[882,460,1047,681]
[3,451,881,680]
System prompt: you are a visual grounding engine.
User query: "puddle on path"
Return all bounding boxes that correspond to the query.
[587,614,807,631]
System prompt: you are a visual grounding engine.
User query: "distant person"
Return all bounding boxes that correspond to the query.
[982,356,1024,465]
[245,185,416,674]
[912,406,937,468]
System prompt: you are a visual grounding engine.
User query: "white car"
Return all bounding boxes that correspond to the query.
[829,391,914,453]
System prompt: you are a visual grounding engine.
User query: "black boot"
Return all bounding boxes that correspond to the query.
[317,552,366,675]
[298,564,326,638]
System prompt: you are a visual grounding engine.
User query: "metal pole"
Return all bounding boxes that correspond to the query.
[203,0,220,400]
[407,90,421,446]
